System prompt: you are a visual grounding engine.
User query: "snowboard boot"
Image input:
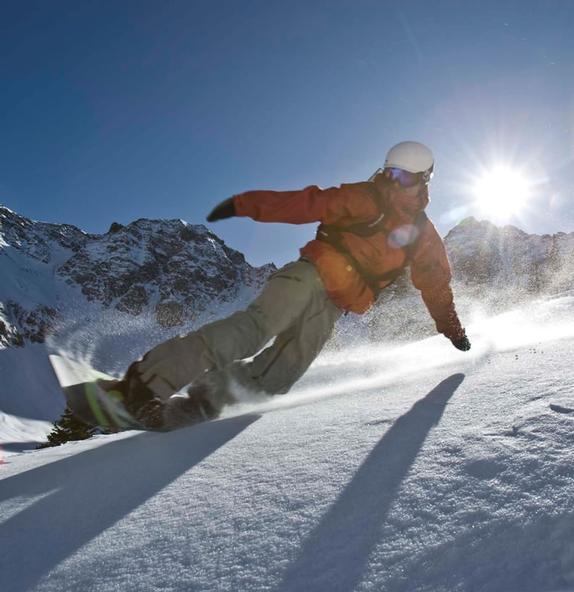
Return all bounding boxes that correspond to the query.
[163,371,240,429]
[130,398,165,429]
[162,382,219,430]
[97,362,165,429]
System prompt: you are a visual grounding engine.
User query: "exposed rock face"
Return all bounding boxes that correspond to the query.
[444,217,574,295]
[0,205,87,264]
[0,302,23,347]
[4,301,58,344]
[0,205,275,347]
[374,216,574,300]
[341,217,574,343]
[55,217,274,321]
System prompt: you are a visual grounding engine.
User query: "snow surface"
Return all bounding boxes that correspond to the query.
[2,294,574,591]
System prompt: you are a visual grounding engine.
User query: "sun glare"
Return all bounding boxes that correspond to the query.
[472,166,532,222]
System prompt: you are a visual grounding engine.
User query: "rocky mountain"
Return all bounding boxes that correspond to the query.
[342,217,574,344]
[445,217,574,295]
[0,205,275,351]
[375,216,574,300]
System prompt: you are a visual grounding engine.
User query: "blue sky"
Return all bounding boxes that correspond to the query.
[2,0,574,266]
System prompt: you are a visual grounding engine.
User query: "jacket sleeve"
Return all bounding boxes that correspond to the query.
[233,183,378,226]
[410,221,465,341]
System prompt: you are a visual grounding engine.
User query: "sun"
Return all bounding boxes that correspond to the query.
[472,165,532,222]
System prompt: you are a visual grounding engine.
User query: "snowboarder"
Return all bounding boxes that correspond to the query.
[105,141,471,428]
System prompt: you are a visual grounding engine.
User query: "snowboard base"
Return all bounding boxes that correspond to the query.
[62,380,144,431]
[49,354,148,432]
[49,354,217,433]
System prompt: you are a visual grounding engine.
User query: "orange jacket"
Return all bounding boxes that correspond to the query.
[233,181,464,340]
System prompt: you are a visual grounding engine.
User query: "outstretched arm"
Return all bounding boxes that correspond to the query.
[207,184,379,226]
[410,222,470,350]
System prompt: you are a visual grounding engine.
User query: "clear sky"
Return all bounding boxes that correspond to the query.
[2,0,574,266]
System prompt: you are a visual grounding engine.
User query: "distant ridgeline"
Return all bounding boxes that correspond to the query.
[337,217,574,343]
[446,217,574,295]
[0,205,275,350]
[1,205,574,350]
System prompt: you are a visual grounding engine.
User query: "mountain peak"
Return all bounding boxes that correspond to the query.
[1,206,276,338]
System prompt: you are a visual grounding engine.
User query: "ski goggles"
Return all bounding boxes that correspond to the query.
[369,166,434,188]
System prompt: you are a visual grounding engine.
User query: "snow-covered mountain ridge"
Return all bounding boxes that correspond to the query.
[0,205,275,348]
[340,216,574,344]
[445,216,574,294]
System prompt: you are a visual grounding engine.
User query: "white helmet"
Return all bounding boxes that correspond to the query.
[384,141,434,174]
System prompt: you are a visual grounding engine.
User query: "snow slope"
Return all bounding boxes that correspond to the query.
[1,293,574,592]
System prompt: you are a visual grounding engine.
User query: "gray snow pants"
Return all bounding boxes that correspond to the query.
[133,259,342,403]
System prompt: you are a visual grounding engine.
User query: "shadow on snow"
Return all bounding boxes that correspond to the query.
[0,414,260,592]
[275,373,465,592]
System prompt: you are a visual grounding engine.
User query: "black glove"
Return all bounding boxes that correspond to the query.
[207,197,236,222]
[451,334,471,351]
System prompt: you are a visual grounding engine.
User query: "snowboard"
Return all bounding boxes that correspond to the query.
[49,354,147,432]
